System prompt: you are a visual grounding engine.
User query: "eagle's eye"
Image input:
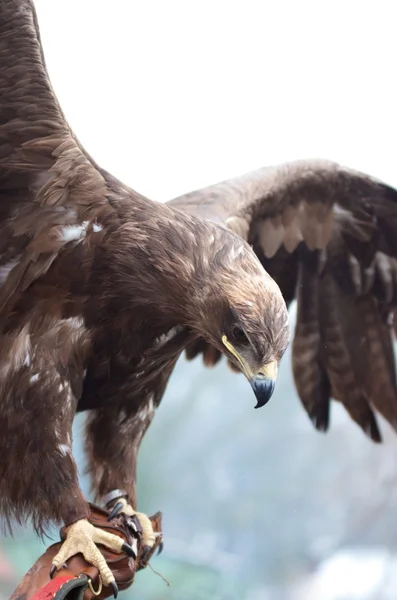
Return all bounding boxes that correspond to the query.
[231,325,248,345]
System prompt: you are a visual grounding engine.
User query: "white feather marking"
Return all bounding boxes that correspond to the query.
[93,222,103,232]
[60,221,89,242]
[23,349,31,367]
[333,203,353,220]
[0,257,20,285]
[283,219,304,253]
[154,325,183,347]
[147,395,155,417]
[376,252,394,302]
[298,201,330,251]
[259,219,284,258]
[65,316,85,329]
[348,254,362,294]
[134,396,156,423]
[135,405,149,422]
[0,329,31,378]
[58,444,70,456]
[30,373,40,383]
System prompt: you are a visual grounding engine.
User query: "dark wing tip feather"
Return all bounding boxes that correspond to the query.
[202,345,222,368]
[365,412,382,443]
[185,338,205,361]
[185,338,222,368]
[308,400,330,433]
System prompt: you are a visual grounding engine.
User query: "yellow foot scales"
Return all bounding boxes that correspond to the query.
[50,518,135,597]
[108,498,160,560]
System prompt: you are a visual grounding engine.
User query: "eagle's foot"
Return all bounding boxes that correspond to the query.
[108,497,162,565]
[49,518,136,598]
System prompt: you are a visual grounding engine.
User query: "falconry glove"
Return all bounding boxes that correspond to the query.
[9,504,163,600]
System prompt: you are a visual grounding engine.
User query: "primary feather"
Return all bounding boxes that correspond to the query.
[170,161,397,442]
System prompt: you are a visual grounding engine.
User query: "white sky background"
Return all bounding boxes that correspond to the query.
[33,0,397,203]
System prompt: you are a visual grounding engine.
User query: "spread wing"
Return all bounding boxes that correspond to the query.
[0,0,143,317]
[169,160,397,442]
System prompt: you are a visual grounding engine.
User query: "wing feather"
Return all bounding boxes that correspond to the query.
[0,1,138,316]
[317,273,382,442]
[292,254,330,433]
[185,337,222,367]
[170,160,397,440]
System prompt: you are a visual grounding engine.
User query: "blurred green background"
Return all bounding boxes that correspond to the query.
[2,306,397,600]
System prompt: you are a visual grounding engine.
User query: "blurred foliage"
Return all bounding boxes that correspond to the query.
[2,306,397,599]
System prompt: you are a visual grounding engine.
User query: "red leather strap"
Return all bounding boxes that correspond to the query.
[30,576,74,600]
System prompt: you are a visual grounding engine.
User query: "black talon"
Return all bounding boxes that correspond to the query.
[49,565,57,579]
[157,541,164,555]
[131,514,143,536]
[141,544,152,563]
[107,501,124,521]
[126,517,139,535]
[109,580,118,599]
[122,542,137,559]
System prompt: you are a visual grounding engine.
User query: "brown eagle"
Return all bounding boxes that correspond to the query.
[1,0,397,595]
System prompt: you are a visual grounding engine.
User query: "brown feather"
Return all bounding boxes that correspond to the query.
[171,159,397,442]
[317,274,382,442]
[292,254,330,433]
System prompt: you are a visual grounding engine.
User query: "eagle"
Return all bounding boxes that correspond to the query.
[1,0,397,596]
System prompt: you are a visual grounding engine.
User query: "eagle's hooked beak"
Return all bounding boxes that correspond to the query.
[250,360,278,409]
[221,335,278,408]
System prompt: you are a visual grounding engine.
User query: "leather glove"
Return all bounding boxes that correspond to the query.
[9,503,163,600]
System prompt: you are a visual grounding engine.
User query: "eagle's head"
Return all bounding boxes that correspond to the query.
[185,226,291,408]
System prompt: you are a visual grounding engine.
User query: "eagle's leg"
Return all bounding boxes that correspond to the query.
[84,395,161,565]
[106,495,160,560]
[50,518,136,597]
